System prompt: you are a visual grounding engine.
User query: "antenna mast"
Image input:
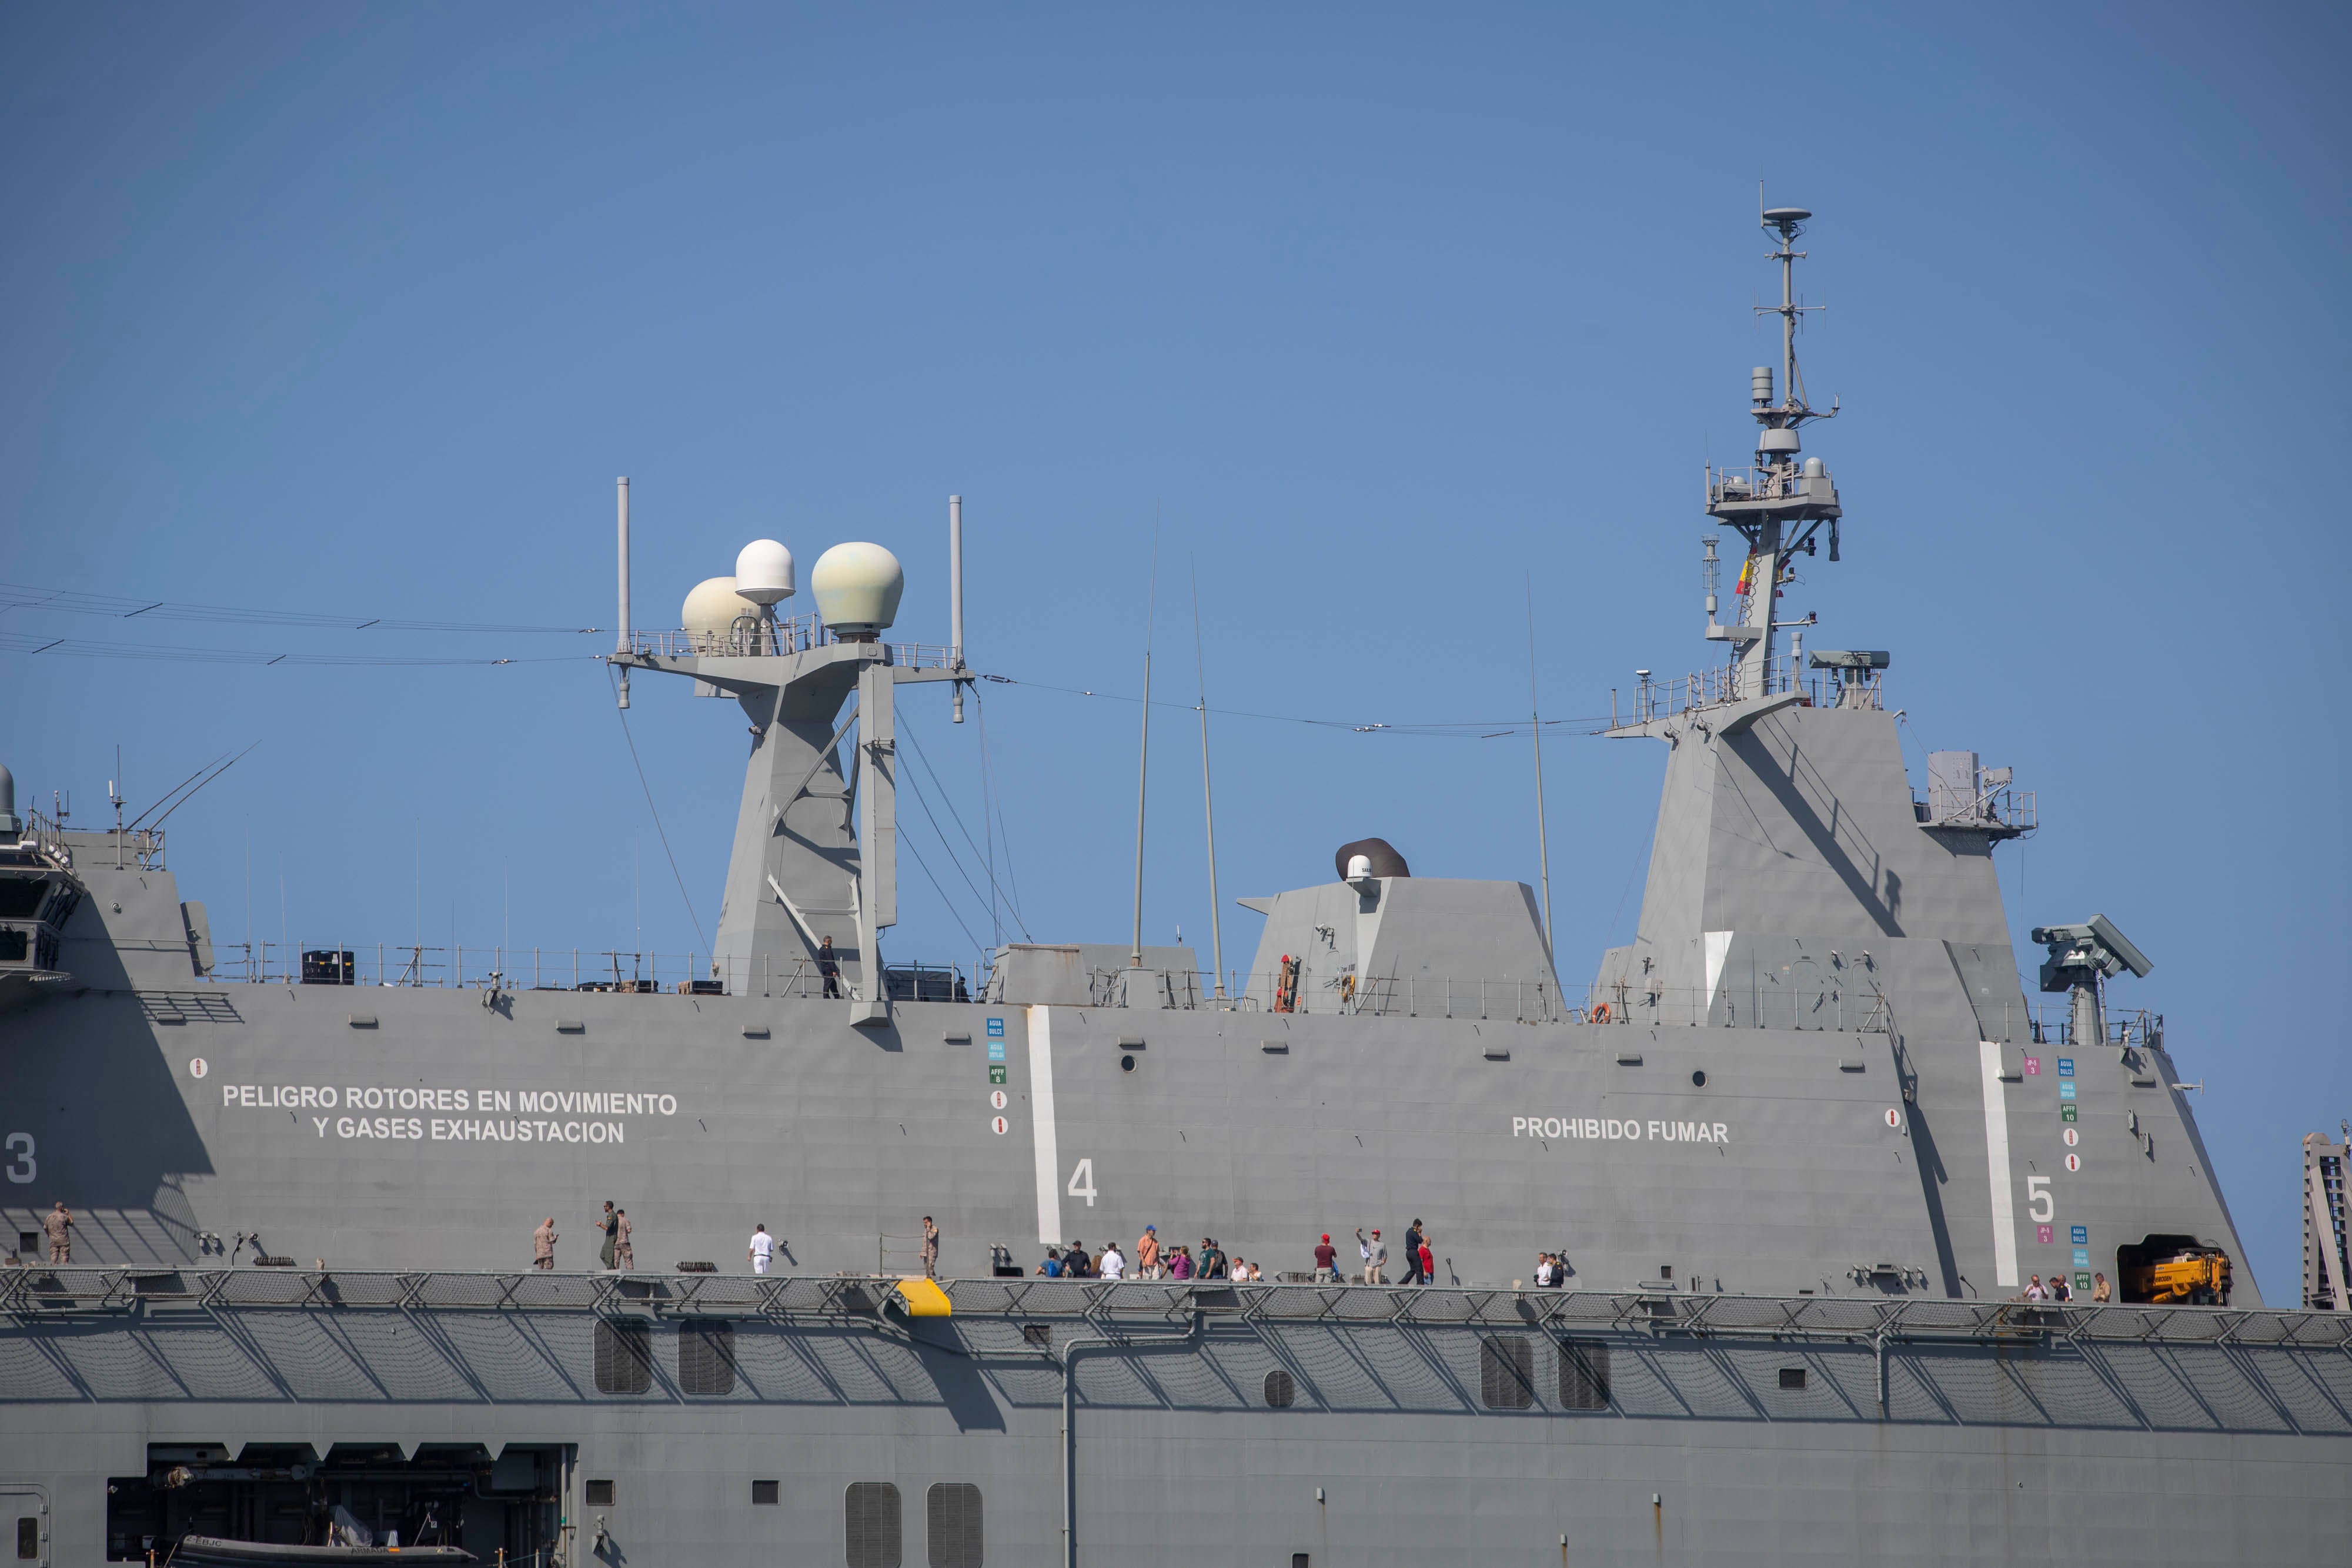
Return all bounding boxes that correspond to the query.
[1191,563,1225,1001]
[1702,198,1843,702]
[1526,583,1553,964]
[1130,534,1158,970]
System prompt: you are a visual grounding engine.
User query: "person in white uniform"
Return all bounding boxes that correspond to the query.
[749,1223,774,1275]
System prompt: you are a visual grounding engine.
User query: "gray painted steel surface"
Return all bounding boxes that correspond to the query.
[1,208,2336,1565]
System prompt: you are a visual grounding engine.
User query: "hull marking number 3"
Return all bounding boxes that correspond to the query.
[4,1132,32,1184]
[1067,1157,1097,1207]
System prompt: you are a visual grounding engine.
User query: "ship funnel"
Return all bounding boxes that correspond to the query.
[811,543,904,636]
[0,763,16,835]
[734,540,796,606]
[1752,367,1773,406]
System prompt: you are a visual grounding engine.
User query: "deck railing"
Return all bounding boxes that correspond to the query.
[3,1267,2340,1352]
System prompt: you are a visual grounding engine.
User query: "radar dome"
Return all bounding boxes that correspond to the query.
[734,540,795,606]
[682,576,759,650]
[810,543,904,634]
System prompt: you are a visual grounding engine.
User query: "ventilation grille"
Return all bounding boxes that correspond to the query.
[1263,1369,1296,1407]
[1557,1339,1611,1410]
[593,1319,652,1395]
[926,1482,982,1568]
[846,1481,902,1568]
[583,1479,615,1507]
[679,1320,737,1396]
[1479,1335,1534,1409]
[1779,1366,1808,1390]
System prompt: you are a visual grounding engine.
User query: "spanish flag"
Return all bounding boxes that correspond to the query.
[1735,557,1756,597]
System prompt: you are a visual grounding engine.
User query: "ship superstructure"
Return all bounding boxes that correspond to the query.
[1,209,2345,1568]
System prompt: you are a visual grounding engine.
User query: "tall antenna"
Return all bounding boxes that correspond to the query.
[615,477,632,711]
[1130,529,1158,969]
[1526,583,1553,963]
[1191,561,1225,1001]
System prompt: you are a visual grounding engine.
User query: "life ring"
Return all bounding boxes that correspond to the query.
[1591,1002,1611,1024]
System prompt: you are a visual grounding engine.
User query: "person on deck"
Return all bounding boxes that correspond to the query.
[748,1223,774,1275]
[818,935,842,999]
[597,1202,619,1271]
[1136,1226,1161,1279]
[613,1209,633,1271]
[1401,1220,1425,1285]
[532,1218,557,1271]
[1358,1227,1387,1285]
[1312,1234,1338,1283]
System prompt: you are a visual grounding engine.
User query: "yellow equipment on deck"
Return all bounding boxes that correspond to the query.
[2130,1248,2231,1305]
[893,1276,953,1317]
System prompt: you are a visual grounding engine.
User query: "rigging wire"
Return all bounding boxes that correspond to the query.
[973,671,1620,737]
[895,824,983,959]
[892,734,999,939]
[607,667,709,953]
[974,690,1030,941]
[0,581,602,635]
[0,629,577,666]
[898,710,1028,938]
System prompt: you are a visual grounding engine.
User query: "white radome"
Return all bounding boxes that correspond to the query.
[681,576,757,650]
[810,542,904,634]
[734,539,795,606]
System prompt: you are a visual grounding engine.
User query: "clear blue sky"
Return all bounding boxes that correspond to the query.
[4,4,2345,1295]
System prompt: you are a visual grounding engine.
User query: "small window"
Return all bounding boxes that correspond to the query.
[1263,1369,1296,1408]
[1293,1556,1311,1568]
[680,1320,737,1396]
[1021,1324,1051,1346]
[1779,1366,1807,1390]
[846,1482,902,1568]
[1557,1339,1611,1410]
[594,1319,653,1395]
[15,1232,35,1259]
[926,1482,982,1568]
[1479,1335,1534,1409]
[17,1516,37,1560]
[584,1479,616,1507]
[753,1480,780,1506]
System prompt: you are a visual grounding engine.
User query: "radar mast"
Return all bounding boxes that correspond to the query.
[1703,202,1842,701]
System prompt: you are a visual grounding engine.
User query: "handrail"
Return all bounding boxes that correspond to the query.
[5,1267,2340,1351]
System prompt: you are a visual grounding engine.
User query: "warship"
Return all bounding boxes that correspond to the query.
[4,208,2348,1567]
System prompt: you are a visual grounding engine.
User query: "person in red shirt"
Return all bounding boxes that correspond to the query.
[1312,1233,1338,1283]
[1417,1231,1435,1285]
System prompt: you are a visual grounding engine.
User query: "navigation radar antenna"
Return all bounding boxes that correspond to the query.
[1695,197,1848,704]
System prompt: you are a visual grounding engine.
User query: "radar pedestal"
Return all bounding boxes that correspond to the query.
[2031,914,2154,1056]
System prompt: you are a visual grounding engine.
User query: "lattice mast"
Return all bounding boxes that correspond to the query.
[1703,202,1843,701]
[2306,1128,2352,1312]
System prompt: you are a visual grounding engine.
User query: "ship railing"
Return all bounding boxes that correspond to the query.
[1705,460,1833,507]
[1575,981,1892,1032]
[199,944,984,1001]
[8,1267,2347,1353]
[2027,1005,2164,1052]
[1605,660,1836,730]
[626,622,951,670]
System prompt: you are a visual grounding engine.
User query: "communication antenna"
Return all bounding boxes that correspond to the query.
[1526,583,1553,964]
[1130,529,1158,969]
[1191,561,1225,1001]
[615,477,632,711]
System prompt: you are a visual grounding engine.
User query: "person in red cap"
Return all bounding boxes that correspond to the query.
[1312,1233,1338,1283]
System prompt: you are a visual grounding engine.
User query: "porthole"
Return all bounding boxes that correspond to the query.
[1690,1069,1707,1087]
[1120,1054,1135,1072]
